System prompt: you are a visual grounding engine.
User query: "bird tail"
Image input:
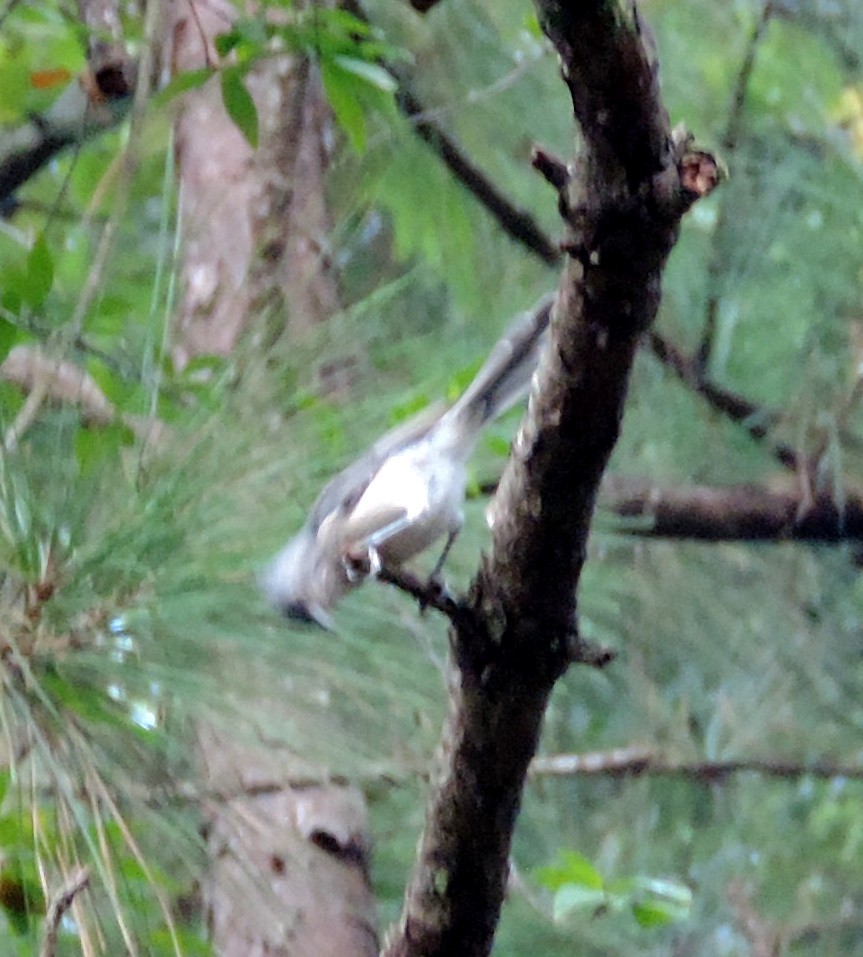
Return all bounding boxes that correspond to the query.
[444,294,553,437]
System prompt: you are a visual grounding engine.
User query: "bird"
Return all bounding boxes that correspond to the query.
[261,295,553,627]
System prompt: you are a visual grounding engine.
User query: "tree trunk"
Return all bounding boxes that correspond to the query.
[168,3,377,953]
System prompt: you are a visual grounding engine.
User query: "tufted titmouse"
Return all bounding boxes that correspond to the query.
[261,296,553,626]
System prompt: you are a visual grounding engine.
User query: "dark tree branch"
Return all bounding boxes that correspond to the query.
[377,565,470,624]
[0,0,132,203]
[356,6,810,486]
[648,330,806,472]
[343,0,562,265]
[601,476,863,542]
[383,4,718,955]
[697,0,772,374]
[530,748,863,782]
[393,84,562,265]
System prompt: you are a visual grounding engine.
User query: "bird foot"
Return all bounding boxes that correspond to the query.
[343,545,382,582]
[418,571,449,615]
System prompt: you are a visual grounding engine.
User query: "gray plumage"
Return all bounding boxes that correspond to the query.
[261,295,553,626]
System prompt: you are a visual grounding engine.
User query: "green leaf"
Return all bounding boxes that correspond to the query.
[85,358,151,415]
[332,55,397,93]
[214,29,241,58]
[552,883,607,922]
[536,850,604,892]
[321,59,366,153]
[75,422,135,474]
[0,318,19,363]
[220,68,258,148]
[24,233,53,307]
[153,67,215,106]
[315,8,373,40]
[484,433,511,457]
[632,899,685,928]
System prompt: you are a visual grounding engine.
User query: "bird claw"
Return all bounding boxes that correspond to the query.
[418,571,447,615]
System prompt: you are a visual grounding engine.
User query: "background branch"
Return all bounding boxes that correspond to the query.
[530,749,863,782]
[0,345,166,445]
[648,331,805,471]
[600,476,863,542]
[697,0,773,373]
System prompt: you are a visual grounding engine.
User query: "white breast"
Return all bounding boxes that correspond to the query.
[346,437,466,566]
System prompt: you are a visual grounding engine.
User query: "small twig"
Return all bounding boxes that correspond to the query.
[697,0,773,373]
[567,632,617,669]
[40,866,90,957]
[3,358,50,451]
[377,565,470,626]
[531,147,570,192]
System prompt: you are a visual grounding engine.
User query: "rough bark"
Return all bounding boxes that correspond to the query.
[383,4,714,956]
[169,0,338,366]
[201,734,377,957]
[247,54,340,341]
[169,0,257,365]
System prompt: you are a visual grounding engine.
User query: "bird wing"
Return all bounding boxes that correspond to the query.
[307,400,445,533]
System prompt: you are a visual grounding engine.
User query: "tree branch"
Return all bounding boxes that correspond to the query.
[0,345,166,445]
[530,748,863,782]
[343,0,561,266]
[394,84,562,265]
[601,476,863,542]
[383,4,717,955]
[648,330,806,472]
[0,0,133,211]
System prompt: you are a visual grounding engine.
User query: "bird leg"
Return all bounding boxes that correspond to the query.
[430,526,459,582]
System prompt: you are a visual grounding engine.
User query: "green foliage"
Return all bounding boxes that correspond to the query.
[535,849,692,929]
[219,68,259,148]
[211,6,404,153]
